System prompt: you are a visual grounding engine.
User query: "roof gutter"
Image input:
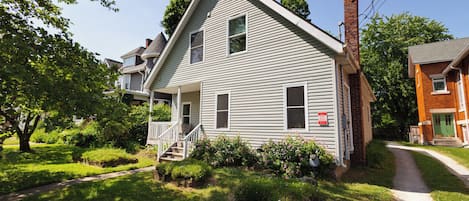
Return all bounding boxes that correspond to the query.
[443,45,469,75]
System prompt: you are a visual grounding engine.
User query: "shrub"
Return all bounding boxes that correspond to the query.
[156,159,211,186]
[259,137,335,179]
[190,136,258,167]
[233,177,319,201]
[366,140,388,168]
[59,121,99,147]
[81,148,138,167]
[31,128,61,144]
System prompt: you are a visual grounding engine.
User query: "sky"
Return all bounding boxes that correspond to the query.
[60,0,469,61]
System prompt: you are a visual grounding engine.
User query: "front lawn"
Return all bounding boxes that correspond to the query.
[402,142,469,169]
[0,144,154,195]
[25,167,394,201]
[412,152,469,201]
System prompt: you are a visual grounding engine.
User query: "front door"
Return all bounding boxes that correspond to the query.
[432,113,455,137]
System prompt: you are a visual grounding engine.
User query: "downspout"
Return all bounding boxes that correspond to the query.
[335,62,346,167]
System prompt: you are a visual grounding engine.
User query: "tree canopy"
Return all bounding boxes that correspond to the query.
[280,0,310,20]
[361,13,453,137]
[0,0,118,151]
[162,0,311,38]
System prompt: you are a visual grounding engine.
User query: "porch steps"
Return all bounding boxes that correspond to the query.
[159,141,185,163]
[433,138,463,147]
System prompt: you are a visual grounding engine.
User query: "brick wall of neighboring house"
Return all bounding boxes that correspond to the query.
[416,61,464,142]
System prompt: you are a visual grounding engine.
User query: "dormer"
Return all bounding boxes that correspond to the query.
[121,47,145,67]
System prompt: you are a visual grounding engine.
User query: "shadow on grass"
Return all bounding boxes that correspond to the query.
[0,169,76,195]
[23,172,228,201]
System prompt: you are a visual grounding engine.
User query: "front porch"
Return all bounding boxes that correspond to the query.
[146,82,204,161]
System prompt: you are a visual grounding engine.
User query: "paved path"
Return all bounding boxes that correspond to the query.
[387,143,469,188]
[0,166,155,201]
[387,144,433,201]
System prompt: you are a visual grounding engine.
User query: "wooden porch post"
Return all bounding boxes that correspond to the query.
[147,90,154,145]
[149,90,154,122]
[177,86,182,135]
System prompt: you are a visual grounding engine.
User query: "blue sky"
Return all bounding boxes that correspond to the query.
[60,0,469,61]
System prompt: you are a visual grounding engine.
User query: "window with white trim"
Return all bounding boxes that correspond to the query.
[286,85,307,129]
[432,76,446,92]
[123,56,136,67]
[228,15,246,54]
[458,77,465,110]
[183,103,191,124]
[190,30,204,64]
[216,94,229,129]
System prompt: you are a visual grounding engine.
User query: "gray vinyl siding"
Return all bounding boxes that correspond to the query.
[130,73,143,91]
[152,0,338,154]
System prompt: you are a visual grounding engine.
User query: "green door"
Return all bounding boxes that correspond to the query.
[432,113,455,137]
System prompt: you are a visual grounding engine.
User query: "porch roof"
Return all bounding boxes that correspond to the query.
[152,82,201,94]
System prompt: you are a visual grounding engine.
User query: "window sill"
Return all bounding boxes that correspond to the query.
[431,91,450,95]
[227,50,248,57]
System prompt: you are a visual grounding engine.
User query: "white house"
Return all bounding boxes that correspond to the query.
[145,0,375,168]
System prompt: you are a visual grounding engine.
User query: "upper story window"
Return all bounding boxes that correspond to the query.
[228,15,247,54]
[123,56,136,67]
[190,30,204,64]
[432,76,447,92]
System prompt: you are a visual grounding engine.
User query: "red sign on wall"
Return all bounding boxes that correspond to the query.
[318,112,328,125]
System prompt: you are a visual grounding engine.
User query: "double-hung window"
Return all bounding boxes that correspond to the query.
[228,15,247,54]
[190,30,204,64]
[216,94,229,129]
[285,84,307,129]
[432,76,447,92]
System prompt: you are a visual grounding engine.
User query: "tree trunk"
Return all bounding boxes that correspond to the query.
[19,133,31,152]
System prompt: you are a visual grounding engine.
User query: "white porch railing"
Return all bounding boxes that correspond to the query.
[182,124,204,159]
[147,122,172,145]
[157,122,180,161]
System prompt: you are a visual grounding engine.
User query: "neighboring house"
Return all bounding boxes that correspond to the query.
[145,0,375,169]
[409,38,469,146]
[111,33,172,105]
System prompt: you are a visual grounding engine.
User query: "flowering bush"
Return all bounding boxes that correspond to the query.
[190,135,257,167]
[259,137,334,178]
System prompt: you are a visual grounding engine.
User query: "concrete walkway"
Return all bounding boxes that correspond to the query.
[0,166,155,201]
[387,144,433,201]
[387,143,469,188]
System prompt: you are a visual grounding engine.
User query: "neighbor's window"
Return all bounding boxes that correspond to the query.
[216,94,229,129]
[458,78,465,110]
[183,103,191,124]
[190,30,204,64]
[432,76,446,92]
[286,85,306,129]
[228,15,246,54]
[123,56,136,67]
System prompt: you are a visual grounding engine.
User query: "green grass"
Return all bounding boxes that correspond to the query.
[401,142,469,169]
[25,167,395,201]
[336,140,395,200]
[412,152,469,201]
[0,144,154,195]
[81,148,136,163]
[3,137,19,145]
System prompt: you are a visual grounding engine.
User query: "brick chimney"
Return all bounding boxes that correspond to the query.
[145,38,153,48]
[345,0,366,166]
[344,0,360,64]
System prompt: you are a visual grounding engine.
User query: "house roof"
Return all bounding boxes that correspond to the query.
[143,0,345,90]
[121,46,146,59]
[104,58,123,68]
[443,44,469,75]
[142,32,167,60]
[408,38,469,78]
[409,38,469,65]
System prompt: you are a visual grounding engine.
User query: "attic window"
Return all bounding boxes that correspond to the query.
[228,15,247,54]
[432,76,447,92]
[190,30,204,64]
[123,56,136,67]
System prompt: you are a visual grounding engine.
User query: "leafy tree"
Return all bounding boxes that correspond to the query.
[0,0,118,152]
[361,13,453,137]
[280,0,310,20]
[162,0,191,37]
